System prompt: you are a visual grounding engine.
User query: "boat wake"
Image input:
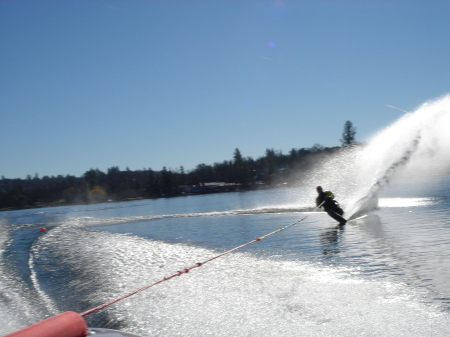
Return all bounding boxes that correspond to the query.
[14,223,450,336]
[71,205,318,228]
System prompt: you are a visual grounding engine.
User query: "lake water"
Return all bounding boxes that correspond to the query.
[1,175,450,336]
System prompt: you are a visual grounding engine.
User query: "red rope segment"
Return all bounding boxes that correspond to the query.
[80,201,325,317]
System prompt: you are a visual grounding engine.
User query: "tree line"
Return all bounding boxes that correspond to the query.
[1,122,358,210]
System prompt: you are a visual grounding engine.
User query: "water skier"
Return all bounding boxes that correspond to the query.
[316,186,347,225]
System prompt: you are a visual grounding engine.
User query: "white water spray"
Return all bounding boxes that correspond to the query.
[307,94,450,218]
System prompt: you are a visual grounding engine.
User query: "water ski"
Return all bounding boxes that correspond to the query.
[326,208,347,225]
[332,211,370,224]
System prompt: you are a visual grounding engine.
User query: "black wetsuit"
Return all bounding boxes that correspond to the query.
[317,191,346,224]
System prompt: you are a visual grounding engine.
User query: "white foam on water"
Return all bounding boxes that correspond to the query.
[0,220,55,335]
[26,222,450,337]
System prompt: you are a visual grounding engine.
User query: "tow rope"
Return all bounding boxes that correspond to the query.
[80,200,326,317]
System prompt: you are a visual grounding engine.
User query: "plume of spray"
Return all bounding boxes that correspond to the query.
[298,94,450,219]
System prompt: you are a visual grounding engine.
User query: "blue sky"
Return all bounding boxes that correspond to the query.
[1,0,449,179]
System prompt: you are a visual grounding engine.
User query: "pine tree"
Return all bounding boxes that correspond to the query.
[340,121,356,146]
